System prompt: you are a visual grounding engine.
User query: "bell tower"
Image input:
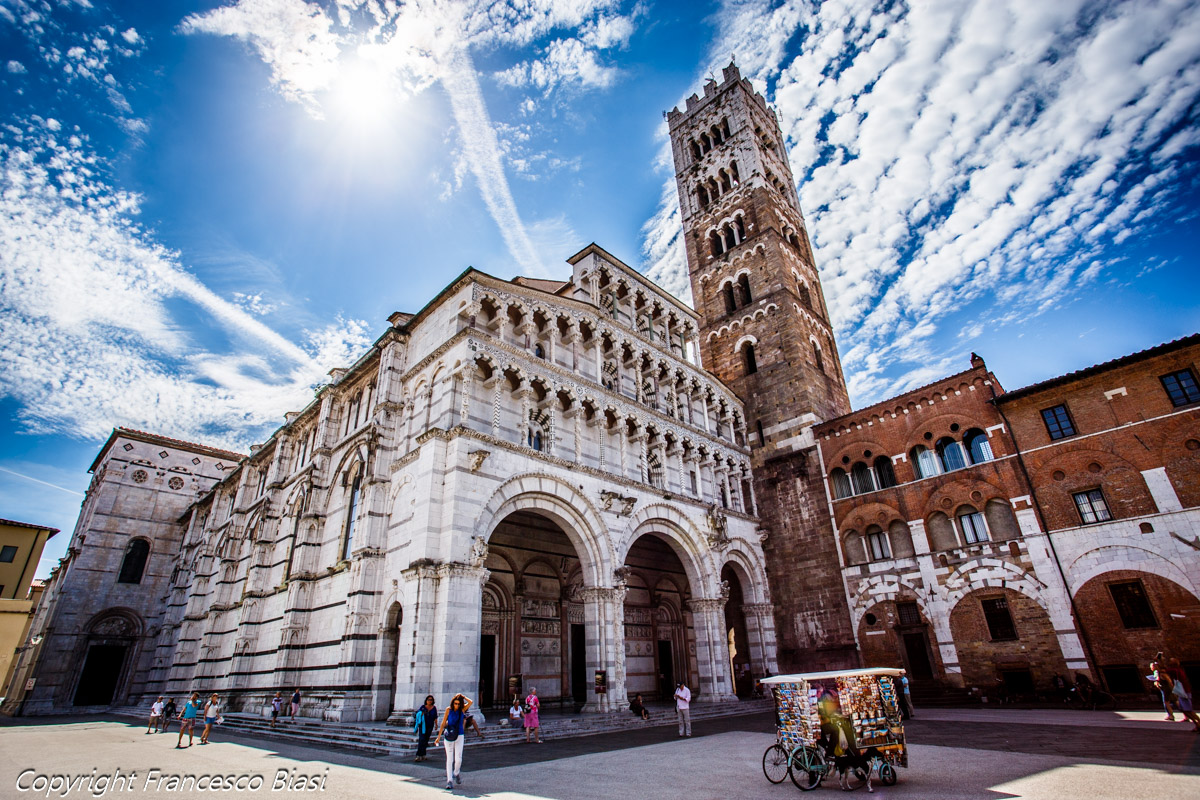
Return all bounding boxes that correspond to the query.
[667,63,857,671]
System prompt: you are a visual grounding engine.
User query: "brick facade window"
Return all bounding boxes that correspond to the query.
[873,456,898,488]
[964,429,994,464]
[831,468,852,499]
[742,342,758,375]
[866,528,891,560]
[959,510,989,543]
[896,601,921,626]
[1041,404,1076,440]
[1160,368,1200,407]
[981,597,1017,641]
[1108,580,1158,629]
[1072,489,1112,524]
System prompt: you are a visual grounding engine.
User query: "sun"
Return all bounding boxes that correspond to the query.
[326,56,398,132]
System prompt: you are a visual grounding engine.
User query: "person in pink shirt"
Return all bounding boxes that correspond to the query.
[523,687,542,743]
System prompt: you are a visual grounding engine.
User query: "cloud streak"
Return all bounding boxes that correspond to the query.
[0,119,372,449]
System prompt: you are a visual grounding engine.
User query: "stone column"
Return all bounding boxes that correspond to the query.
[687,597,737,703]
[428,563,490,704]
[486,375,501,438]
[458,367,473,427]
[742,602,779,677]
[579,585,627,712]
[564,405,583,463]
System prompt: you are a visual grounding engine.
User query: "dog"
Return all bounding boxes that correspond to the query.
[820,718,884,793]
[833,746,884,793]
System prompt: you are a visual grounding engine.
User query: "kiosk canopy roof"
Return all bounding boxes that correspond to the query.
[761,668,906,684]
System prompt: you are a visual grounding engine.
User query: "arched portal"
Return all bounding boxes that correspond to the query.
[622,533,697,701]
[721,565,752,697]
[482,510,592,711]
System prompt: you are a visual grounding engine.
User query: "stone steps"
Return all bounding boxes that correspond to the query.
[111,697,774,756]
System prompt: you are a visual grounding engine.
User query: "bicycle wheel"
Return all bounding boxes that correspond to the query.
[762,743,790,784]
[880,763,897,786]
[789,746,825,791]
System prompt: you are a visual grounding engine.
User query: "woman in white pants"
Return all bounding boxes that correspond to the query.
[434,694,472,791]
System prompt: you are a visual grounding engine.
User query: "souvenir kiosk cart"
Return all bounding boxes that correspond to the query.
[761,668,908,791]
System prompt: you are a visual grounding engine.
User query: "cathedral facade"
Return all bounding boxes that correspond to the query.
[8,246,779,720]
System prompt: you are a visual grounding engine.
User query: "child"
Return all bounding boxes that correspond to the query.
[271,692,284,729]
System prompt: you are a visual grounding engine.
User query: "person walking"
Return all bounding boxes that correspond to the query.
[290,688,301,720]
[1159,670,1200,732]
[1151,653,1177,720]
[176,692,200,749]
[674,681,692,737]
[523,687,541,743]
[161,698,177,734]
[433,694,473,791]
[147,696,164,733]
[270,692,284,729]
[200,693,221,745]
[900,674,914,719]
[414,695,438,762]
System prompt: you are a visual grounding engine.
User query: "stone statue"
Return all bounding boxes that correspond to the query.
[469,536,489,567]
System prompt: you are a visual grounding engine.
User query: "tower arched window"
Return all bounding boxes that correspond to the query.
[797,281,812,310]
[730,160,740,184]
[936,436,967,472]
[697,183,710,207]
[117,539,150,584]
[964,429,993,464]
[719,169,732,193]
[742,342,758,375]
[850,461,876,494]
[735,215,746,242]
[721,117,731,139]
[831,468,852,499]
[722,283,737,314]
[534,342,546,360]
[873,456,897,489]
[812,341,825,373]
[737,273,752,306]
[342,474,361,560]
[723,224,737,250]
[711,231,725,257]
[691,141,703,161]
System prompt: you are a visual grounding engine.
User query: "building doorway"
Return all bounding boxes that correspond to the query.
[570,624,587,705]
[722,565,752,697]
[902,632,934,680]
[479,634,496,709]
[657,640,675,700]
[73,644,127,706]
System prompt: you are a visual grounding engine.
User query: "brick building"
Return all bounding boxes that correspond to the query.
[816,336,1200,695]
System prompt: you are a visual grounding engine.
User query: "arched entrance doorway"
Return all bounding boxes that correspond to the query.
[481,510,593,711]
[622,533,697,701]
[73,610,140,707]
[721,564,752,697]
[378,602,402,718]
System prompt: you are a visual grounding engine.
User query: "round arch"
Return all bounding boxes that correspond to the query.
[477,474,612,587]
[719,548,769,604]
[619,504,714,597]
[1065,544,1198,597]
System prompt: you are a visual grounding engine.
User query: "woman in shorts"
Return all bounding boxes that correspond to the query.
[200,693,221,744]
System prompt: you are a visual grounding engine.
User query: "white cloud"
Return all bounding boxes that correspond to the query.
[640,0,1200,406]
[7,60,27,74]
[120,27,140,44]
[0,123,372,450]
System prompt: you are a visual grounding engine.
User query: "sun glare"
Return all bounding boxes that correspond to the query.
[327,57,397,133]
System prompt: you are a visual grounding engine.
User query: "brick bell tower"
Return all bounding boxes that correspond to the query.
[667,63,857,672]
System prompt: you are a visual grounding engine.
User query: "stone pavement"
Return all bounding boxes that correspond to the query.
[1,707,1197,799]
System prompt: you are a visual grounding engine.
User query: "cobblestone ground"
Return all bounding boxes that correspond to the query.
[1,708,1197,799]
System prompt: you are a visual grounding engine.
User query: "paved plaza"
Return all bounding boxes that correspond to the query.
[2,708,1197,799]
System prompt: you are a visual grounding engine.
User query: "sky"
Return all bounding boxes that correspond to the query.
[2,0,1198,579]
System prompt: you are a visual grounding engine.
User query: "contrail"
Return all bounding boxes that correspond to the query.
[439,45,547,277]
[0,466,85,497]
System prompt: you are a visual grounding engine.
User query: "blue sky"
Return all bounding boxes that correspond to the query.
[2,0,1198,578]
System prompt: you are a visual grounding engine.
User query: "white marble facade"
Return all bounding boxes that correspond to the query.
[143,245,777,721]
